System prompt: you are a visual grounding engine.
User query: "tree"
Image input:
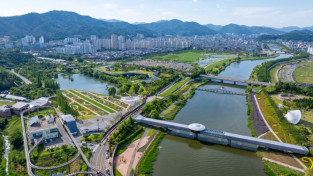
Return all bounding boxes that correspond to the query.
[10,130,23,149]
[108,87,116,96]
[149,110,159,119]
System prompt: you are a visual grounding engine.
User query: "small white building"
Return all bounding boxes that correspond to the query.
[28,115,59,144]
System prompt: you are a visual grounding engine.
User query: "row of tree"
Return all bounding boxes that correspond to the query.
[56,91,79,116]
[109,118,135,144]
[293,98,313,110]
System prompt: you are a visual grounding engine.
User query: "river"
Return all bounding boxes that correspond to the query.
[56,73,114,95]
[3,135,10,175]
[152,54,292,176]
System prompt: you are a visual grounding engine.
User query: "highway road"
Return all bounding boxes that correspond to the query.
[10,69,32,84]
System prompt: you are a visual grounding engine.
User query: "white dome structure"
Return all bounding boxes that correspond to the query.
[188,123,206,133]
[284,110,301,124]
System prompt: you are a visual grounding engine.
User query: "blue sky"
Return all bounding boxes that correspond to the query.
[0,0,313,27]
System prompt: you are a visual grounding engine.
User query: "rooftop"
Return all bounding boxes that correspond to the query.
[12,102,29,109]
[28,116,57,132]
[0,105,11,111]
[61,114,76,122]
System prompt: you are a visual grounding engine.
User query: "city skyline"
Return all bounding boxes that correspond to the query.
[1,0,313,28]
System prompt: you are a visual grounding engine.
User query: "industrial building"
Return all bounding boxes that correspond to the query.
[61,114,78,135]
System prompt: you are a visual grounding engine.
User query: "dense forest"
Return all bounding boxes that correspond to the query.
[0,50,32,67]
[0,68,22,91]
[293,98,313,110]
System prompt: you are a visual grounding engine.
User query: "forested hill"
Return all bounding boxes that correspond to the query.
[0,11,155,40]
[137,19,217,36]
[256,30,313,41]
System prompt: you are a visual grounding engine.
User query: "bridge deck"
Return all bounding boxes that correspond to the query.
[134,115,308,155]
[200,74,274,86]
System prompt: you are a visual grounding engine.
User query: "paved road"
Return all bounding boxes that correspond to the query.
[10,69,32,84]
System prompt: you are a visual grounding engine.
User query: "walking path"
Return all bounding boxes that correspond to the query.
[253,95,307,171]
[126,127,150,176]
[10,69,32,84]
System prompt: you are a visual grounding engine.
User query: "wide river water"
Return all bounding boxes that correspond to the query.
[152,54,292,176]
[56,73,114,95]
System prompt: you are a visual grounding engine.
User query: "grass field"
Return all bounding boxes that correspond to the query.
[293,61,313,84]
[159,77,191,97]
[150,50,221,63]
[69,89,115,113]
[256,92,296,144]
[99,68,156,78]
[0,101,14,106]
[204,57,238,72]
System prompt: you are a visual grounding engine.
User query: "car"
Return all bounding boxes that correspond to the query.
[106,154,109,159]
[82,141,87,146]
[89,143,94,146]
[105,169,110,175]
[49,139,53,142]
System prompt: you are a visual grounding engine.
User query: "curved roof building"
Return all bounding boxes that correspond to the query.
[284,110,301,124]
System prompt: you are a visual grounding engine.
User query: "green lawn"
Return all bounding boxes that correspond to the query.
[160,104,177,116]
[150,51,216,63]
[99,68,156,78]
[0,101,14,106]
[159,77,191,97]
[69,90,115,113]
[293,62,313,84]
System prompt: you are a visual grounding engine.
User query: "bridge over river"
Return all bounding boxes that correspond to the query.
[134,115,308,155]
[199,74,274,87]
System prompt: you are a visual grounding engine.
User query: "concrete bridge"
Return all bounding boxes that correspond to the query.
[197,87,247,96]
[134,115,308,155]
[200,74,274,87]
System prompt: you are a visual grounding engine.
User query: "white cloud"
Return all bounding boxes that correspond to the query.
[102,3,118,9]
[216,4,220,9]
[193,0,198,3]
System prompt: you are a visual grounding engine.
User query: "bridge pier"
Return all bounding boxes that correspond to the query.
[221,80,223,83]
[234,81,236,85]
[227,138,231,146]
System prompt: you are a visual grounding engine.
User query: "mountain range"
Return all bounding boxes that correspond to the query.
[0,10,313,40]
[256,30,313,42]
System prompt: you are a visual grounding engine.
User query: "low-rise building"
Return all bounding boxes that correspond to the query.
[0,105,11,117]
[11,102,29,115]
[61,114,78,135]
[29,97,50,109]
[28,115,59,144]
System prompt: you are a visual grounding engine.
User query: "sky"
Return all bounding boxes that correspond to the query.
[0,0,313,28]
